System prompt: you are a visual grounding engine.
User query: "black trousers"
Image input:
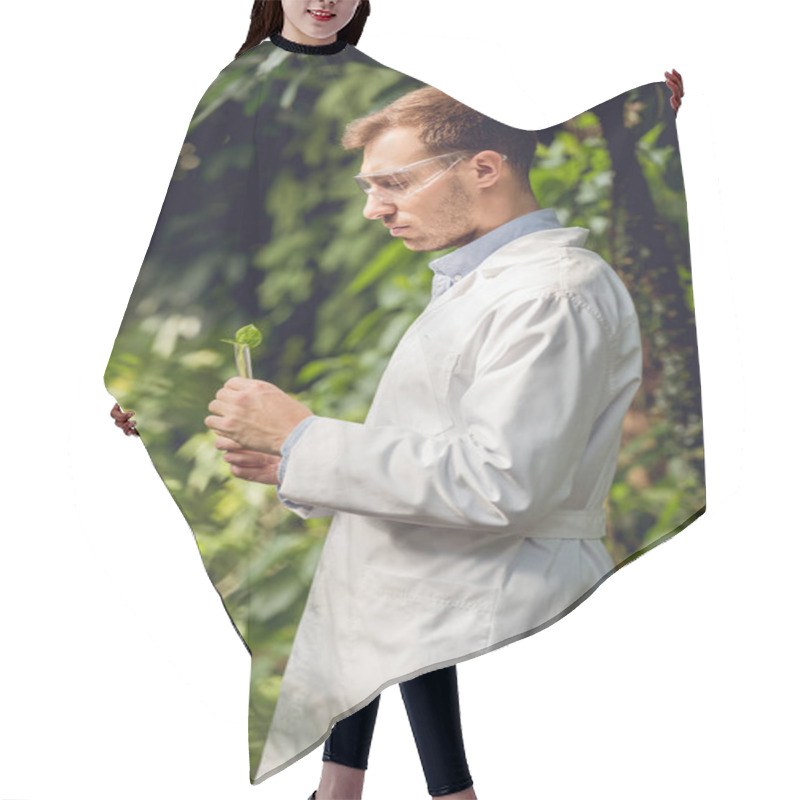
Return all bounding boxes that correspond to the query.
[322,664,473,797]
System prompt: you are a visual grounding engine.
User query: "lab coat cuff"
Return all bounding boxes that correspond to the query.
[277,416,319,513]
[278,415,353,509]
[278,415,318,485]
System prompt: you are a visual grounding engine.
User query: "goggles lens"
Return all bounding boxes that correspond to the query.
[355,151,506,202]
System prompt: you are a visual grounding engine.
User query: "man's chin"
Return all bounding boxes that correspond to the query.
[399,237,432,252]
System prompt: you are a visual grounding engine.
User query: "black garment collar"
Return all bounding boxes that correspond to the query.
[270,31,348,55]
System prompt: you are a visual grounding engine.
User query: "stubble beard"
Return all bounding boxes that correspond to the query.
[408,178,475,253]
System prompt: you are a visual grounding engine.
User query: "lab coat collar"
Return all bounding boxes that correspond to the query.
[427,207,563,282]
[478,225,591,276]
[423,225,591,314]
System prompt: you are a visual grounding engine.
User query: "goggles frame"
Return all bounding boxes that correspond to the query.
[354,150,508,203]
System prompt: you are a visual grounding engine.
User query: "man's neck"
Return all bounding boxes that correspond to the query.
[475,194,541,241]
[427,206,563,295]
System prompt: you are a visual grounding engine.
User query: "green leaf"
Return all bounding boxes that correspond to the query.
[221,323,263,349]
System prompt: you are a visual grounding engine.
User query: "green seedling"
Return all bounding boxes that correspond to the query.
[221,324,263,378]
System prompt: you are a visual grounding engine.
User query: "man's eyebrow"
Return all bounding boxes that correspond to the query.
[357,163,393,176]
[357,156,423,176]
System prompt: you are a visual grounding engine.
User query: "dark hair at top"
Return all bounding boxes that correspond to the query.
[236,1,371,59]
[341,86,539,188]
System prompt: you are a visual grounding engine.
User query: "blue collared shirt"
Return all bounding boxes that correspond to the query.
[427,206,562,300]
[277,207,564,509]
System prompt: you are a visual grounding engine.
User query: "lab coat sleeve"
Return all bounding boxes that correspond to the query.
[277,416,337,518]
[278,290,612,529]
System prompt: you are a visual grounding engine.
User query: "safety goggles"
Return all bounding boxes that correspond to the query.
[354,150,506,203]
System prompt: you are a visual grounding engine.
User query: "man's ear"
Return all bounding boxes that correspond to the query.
[472,151,507,187]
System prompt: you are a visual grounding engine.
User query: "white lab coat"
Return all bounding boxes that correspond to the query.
[255,225,642,781]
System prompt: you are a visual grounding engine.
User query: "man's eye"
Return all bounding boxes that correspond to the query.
[376,177,409,191]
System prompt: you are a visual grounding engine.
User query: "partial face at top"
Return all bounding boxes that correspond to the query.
[281,0,362,44]
[358,127,482,253]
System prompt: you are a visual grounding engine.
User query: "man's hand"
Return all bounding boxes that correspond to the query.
[204,377,313,456]
[214,435,282,485]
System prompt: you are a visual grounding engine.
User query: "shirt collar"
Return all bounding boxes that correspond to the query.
[427,207,563,281]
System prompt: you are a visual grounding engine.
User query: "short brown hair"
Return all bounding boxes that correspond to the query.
[341,86,538,186]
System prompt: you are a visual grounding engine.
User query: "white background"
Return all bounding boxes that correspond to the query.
[1,1,797,798]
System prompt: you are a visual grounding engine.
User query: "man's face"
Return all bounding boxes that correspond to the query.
[359,128,478,253]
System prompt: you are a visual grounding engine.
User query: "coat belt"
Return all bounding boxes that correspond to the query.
[526,509,607,539]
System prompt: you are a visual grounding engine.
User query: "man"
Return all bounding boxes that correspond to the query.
[204,86,643,780]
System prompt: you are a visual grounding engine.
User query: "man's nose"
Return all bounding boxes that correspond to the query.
[362,192,396,220]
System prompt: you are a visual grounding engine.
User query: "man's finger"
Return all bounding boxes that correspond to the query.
[229,464,273,481]
[224,376,267,391]
[229,464,257,479]
[204,414,230,434]
[224,449,262,464]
